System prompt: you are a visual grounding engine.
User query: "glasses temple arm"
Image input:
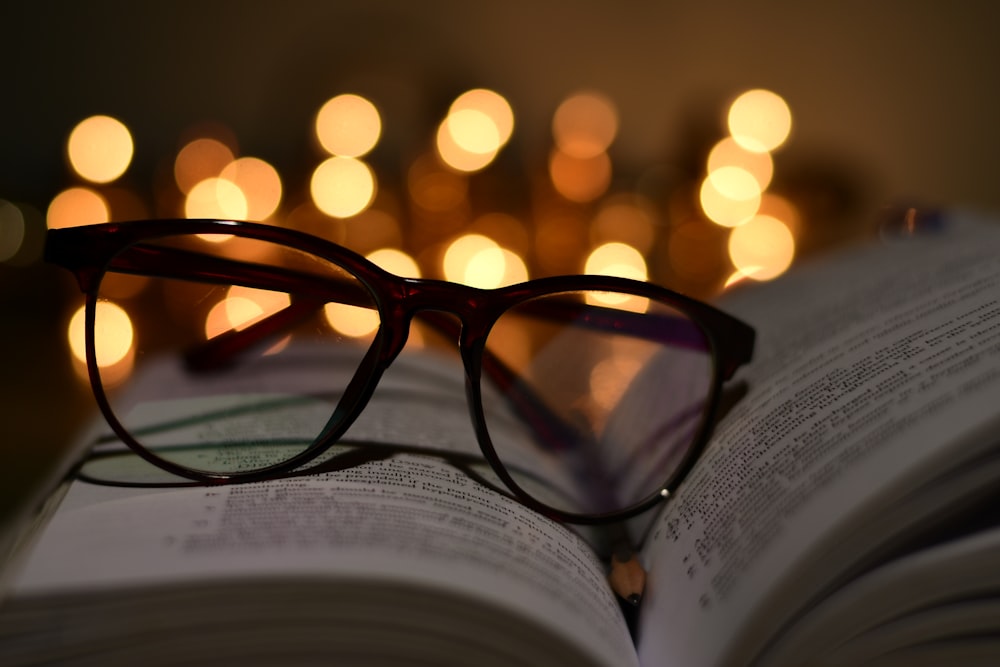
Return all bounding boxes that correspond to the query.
[108,243,716,351]
[109,243,374,305]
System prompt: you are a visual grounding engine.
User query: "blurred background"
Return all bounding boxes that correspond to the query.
[2,1,999,529]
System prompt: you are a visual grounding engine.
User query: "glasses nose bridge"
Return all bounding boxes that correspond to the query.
[399,278,493,344]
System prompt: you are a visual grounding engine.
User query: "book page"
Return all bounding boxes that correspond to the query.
[637,214,1000,665]
[763,519,1000,665]
[5,352,637,667]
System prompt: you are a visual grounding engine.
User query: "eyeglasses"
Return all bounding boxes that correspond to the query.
[47,219,754,523]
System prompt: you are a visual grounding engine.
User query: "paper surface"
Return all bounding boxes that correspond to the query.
[638,216,1000,665]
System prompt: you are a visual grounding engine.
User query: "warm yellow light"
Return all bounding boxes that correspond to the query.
[185,177,248,220]
[204,295,290,354]
[436,119,498,172]
[443,234,499,285]
[67,115,133,184]
[707,137,774,190]
[205,296,256,338]
[549,149,611,203]
[758,193,802,236]
[585,242,647,280]
[552,91,618,159]
[465,246,507,289]
[499,249,529,286]
[310,156,376,218]
[324,303,379,338]
[225,285,291,329]
[584,242,648,310]
[728,214,795,280]
[707,166,762,201]
[723,267,763,289]
[203,287,292,353]
[0,200,25,263]
[728,89,792,153]
[450,89,514,147]
[68,301,134,367]
[446,108,501,155]
[174,138,235,194]
[366,248,421,278]
[220,157,282,220]
[591,199,656,255]
[47,187,109,229]
[315,94,382,158]
[699,175,760,227]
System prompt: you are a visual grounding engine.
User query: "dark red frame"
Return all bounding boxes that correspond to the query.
[47,219,755,523]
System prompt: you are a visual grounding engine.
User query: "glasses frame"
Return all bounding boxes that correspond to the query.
[47,219,755,524]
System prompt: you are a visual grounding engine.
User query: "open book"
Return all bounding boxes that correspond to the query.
[2,212,999,666]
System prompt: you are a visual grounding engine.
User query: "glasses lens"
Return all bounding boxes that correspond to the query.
[92,232,381,476]
[481,289,715,516]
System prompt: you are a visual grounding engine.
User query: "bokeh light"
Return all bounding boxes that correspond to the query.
[707,137,774,190]
[436,116,498,172]
[324,303,379,338]
[204,297,290,354]
[0,200,26,263]
[47,187,109,228]
[498,249,529,286]
[174,138,236,195]
[219,157,283,220]
[707,166,763,202]
[728,89,792,153]
[549,149,611,203]
[728,214,795,280]
[434,88,514,173]
[699,173,761,227]
[315,94,382,158]
[185,177,248,220]
[224,286,291,330]
[450,89,514,147]
[591,198,657,254]
[68,301,134,367]
[444,234,514,288]
[584,242,649,311]
[205,297,255,338]
[310,156,376,218]
[67,115,134,184]
[552,91,618,159]
[584,241,647,281]
[446,109,501,155]
[203,287,292,353]
[757,192,802,237]
[367,248,421,278]
[41,83,813,390]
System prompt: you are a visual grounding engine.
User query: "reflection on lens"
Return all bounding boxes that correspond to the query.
[482,290,713,516]
[96,233,381,475]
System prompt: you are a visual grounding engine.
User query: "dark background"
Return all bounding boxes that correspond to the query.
[2,1,1000,529]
